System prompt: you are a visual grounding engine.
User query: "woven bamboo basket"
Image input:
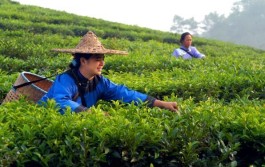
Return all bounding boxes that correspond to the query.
[3,72,53,103]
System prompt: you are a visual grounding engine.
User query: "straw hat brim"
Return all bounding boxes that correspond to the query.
[52,48,128,55]
[51,31,128,55]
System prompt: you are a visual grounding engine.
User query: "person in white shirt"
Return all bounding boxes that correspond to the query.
[172,32,205,59]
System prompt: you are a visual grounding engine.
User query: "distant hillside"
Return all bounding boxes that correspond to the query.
[3,0,180,43]
[2,0,259,48]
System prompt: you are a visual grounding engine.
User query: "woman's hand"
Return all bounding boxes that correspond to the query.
[153,100,178,112]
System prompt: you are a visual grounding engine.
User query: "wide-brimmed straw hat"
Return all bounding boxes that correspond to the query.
[52,31,128,55]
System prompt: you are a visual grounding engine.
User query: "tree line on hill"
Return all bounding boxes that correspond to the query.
[171,0,265,50]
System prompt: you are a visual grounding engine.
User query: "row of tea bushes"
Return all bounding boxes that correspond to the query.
[1,97,264,166]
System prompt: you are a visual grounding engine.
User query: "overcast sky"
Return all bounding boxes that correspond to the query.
[12,0,237,32]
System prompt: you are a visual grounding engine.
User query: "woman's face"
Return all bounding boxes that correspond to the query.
[182,35,192,48]
[80,54,105,80]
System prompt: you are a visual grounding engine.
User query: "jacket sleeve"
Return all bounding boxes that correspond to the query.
[191,47,205,58]
[101,77,156,106]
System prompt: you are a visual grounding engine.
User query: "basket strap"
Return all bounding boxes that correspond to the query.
[180,48,196,58]
[12,74,57,90]
[66,69,87,107]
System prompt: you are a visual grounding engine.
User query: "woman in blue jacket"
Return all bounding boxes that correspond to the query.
[39,31,178,114]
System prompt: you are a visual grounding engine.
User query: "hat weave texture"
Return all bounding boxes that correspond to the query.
[52,31,128,55]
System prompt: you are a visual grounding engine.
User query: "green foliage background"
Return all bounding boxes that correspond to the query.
[1,1,265,166]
